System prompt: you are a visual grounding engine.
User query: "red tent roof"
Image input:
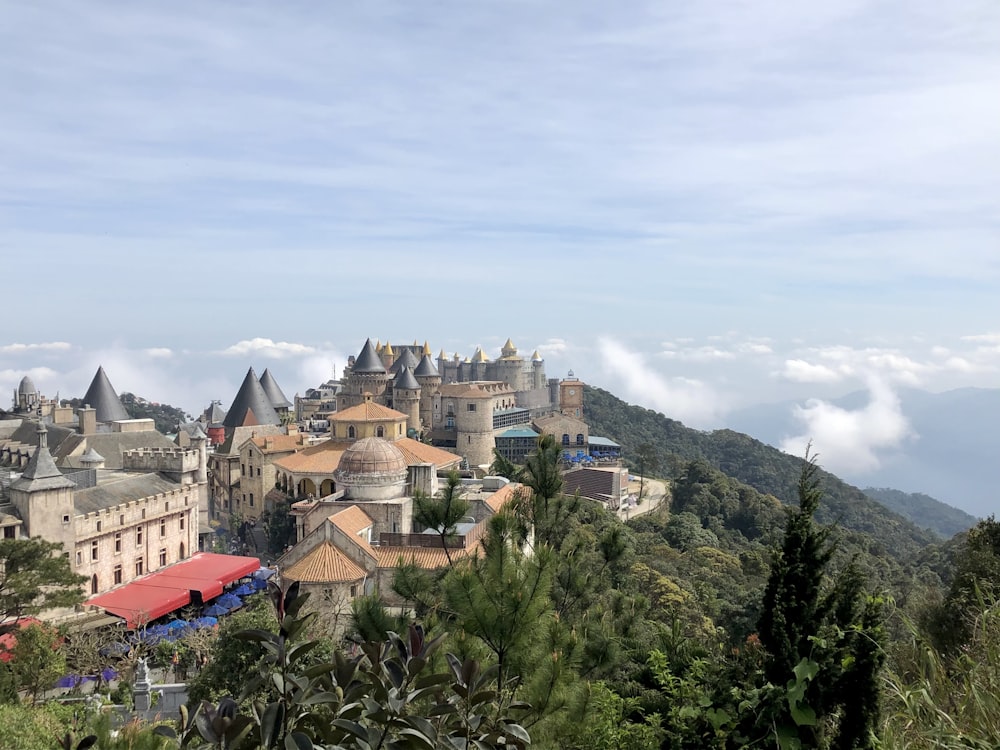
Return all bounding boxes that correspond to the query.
[86,553,261,628]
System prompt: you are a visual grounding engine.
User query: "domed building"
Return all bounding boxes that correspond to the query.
[335,437,408,501]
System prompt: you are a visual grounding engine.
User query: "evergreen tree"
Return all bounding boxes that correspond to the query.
[413,470,470,567]
[0,538,86,628]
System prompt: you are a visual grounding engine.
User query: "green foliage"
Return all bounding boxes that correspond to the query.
[261,503,296,556]
[567,681,662,750]
[5,623,65,704]
[0,537,87,625]
[413,471,471,567]
[489,448,521,481]
[864,487,978,540]
[0,702,78,750]
[118,392,190,434]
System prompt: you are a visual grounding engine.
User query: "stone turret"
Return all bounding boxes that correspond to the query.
[9,422,77,552]
[393,366,421,435]
[413,354,441,432]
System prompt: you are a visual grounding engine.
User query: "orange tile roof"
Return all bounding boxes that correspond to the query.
[331,401,406,423]
[376,545,480,569]
[250,434,308,453]
[485,483,522,513]
[274,442,347,474]
[393,438,462,469]
[329,505,376,559]
[282,542,366,583]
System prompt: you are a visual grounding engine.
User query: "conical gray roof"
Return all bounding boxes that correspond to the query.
[389,348,419,374]
[82,366,130,423]
[414,354,439,378]
[18,375,37,395]
[223,368,281,428]
[259,369,293,409]
[394,366,419,390]
[203,401,227,425]
[353,339,386,374]
[12,423,75,492]
[80,447,105,464]
[190,423,208,440]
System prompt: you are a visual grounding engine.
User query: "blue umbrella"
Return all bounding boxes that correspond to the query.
[203,604,228,617]
[251,577,268,591]
[253,568,276,581]
[217,594,242,610]
[57,674,85,689]
[231,583,255,597]
[166,620,190,632]
[192,616,218,629]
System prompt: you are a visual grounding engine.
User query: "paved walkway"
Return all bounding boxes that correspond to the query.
[618,478,668,521]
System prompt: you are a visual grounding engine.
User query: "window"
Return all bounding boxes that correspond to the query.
[141,508,146,519]
[179,515,185,531]
[257,467,260,477]
[249,493,254,507]
[376,426,384,438]
[467,403,476,412]
[91,574,98,595]
[3,527,13,539]
[62,514,70,524]
[91,540,99,561]
[179,542,186,559]
[159,518,166,538]
[76,550,82,565]
[165,501,169,511]
[350,584,357,598]
[135,557,144,576]
[114,532,122,554]
[96,520,102,532]
[159,548,167,567]
[113,565,122,585]
[241,463,246,474]
[119,514,125,525]
[348,425,356,439]
[136,526,143,546]
[562,434,570,446]
[576,434,585,445]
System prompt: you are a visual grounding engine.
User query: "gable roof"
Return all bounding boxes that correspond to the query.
[73,472,180,514]
[82,366,130,423]
[224,368,281,429]
[259,369,293,409]
[329,505,377,560]
[353,339,386,374]
[392,438,462,470]
[273,441,347,474]
[247,433,308,454]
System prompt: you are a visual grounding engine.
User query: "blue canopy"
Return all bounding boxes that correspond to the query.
[217,593,242,610]
[251,577,269,591]
[203,604,229,617]
[253,568,276,580]
[165,620,191,633]
[192,616,218,629]
[231,583,255,597]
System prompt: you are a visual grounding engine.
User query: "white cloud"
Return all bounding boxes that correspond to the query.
[0,341,72,354]
[597,338,726,428]
[534,338,569,358]
[219,338,317,359]
[780,359,843,383]
[961,333,1000,344]
[739,342,773,355]
[780,377,914,474]
[144,347,173,359]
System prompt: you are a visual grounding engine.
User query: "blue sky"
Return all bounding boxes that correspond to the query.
[2,1,999,480]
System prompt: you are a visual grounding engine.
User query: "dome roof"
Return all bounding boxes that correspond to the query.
[337,437,407,476]
[18,375,37,395]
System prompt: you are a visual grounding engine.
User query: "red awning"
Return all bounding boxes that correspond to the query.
[86,553,261,629]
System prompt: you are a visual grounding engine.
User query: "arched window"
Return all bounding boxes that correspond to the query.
[348,425,356,439]
[576,434,584,445]
[562,434,570,446]
[180,542,186,560]
[376,425,385,438]
[91,574,99,594]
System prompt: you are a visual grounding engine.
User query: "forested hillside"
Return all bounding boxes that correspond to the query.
[864,487,978,539]
[584,385,938,561]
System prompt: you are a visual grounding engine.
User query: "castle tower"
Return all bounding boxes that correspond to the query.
[345,338,389,409]
[470,347,489,381]
[531,350,546,390]
[9,422,77,554]
[393,366,422,435]
[414,353,442,432]
[559,371,584,419]
[381,341,395,370]
[13,375,40,414]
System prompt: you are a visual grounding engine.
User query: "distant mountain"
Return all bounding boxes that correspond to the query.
[863,487,978,539]
[725,387,1000,517]
[584,385,938,565]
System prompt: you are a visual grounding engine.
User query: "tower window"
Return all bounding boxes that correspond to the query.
[113,565,122,585]
[91,540,99,561]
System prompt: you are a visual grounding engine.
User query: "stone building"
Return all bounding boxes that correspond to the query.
[234,428,310,520]
[5,422,200,608]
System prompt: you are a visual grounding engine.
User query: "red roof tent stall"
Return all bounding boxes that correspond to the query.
[86,553,261,629]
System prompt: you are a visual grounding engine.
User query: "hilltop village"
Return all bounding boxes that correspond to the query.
[0,338,622,630]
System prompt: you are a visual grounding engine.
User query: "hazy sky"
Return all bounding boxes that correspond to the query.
[2,1,998,481]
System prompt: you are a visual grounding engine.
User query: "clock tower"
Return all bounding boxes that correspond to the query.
[559,371,584,419]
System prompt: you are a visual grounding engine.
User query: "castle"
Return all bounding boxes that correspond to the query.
[334,338,560,467]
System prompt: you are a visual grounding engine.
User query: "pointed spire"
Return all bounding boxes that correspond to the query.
[12,422,75,491]
[259,369,292,409]
[82,366,129,422]
[423,341,431,355]
[223,368,280,428]
[414,354,439,378]
[389,348,419,374]
[383,341,394,356]
[532,350,543,361]
[395,365,420,390]
[353,339,386,374]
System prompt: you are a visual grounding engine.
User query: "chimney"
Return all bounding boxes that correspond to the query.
[78,405,97,435]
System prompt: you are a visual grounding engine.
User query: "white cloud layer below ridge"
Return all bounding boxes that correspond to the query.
[780,377,914,475]
[597,338,726,429]
[220,339,318,359]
